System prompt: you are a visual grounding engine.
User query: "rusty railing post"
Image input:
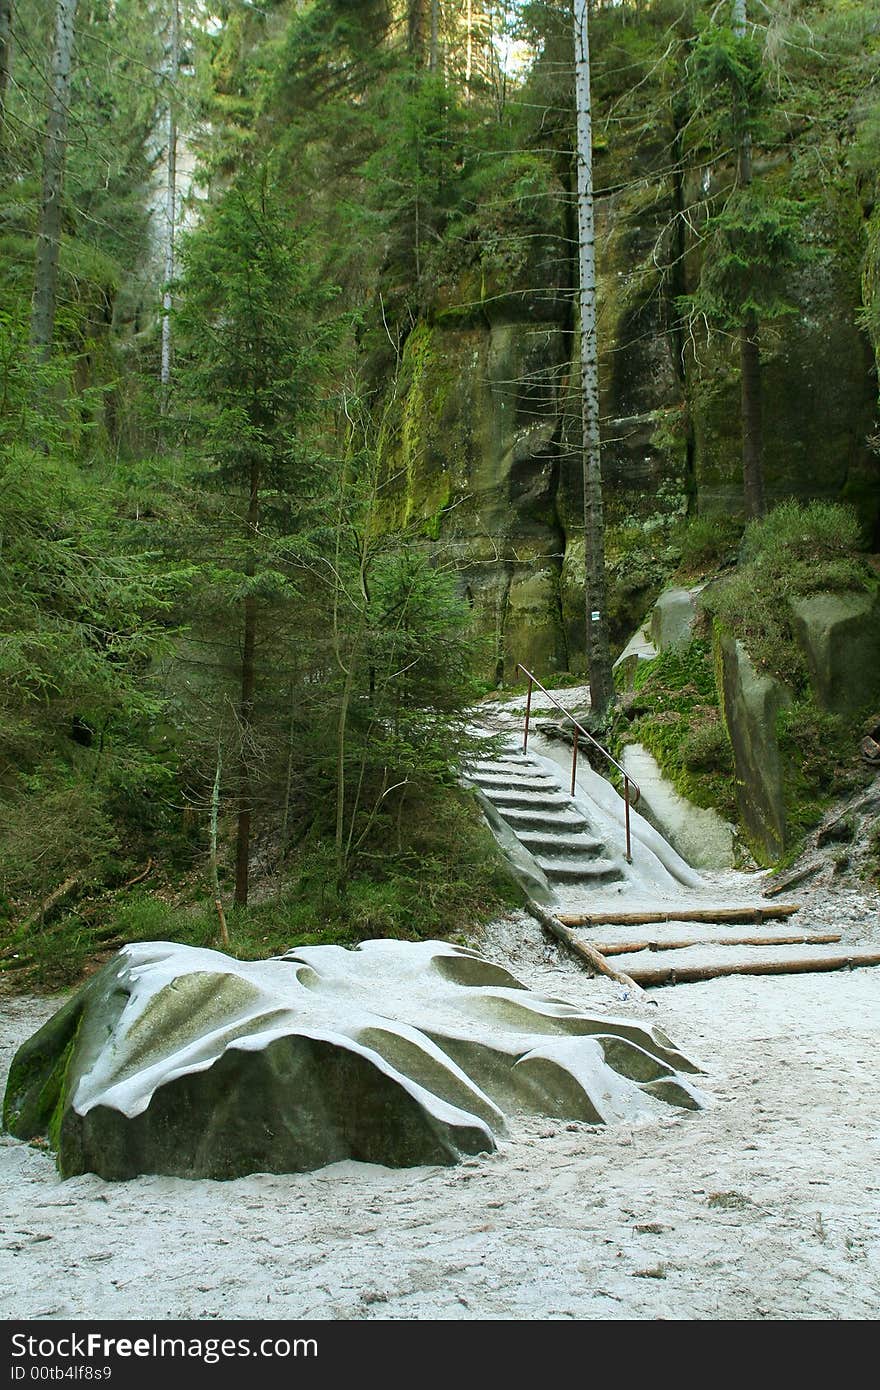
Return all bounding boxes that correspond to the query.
[523,676,533,754]
[624,776,632,863]
[570,727,579,798]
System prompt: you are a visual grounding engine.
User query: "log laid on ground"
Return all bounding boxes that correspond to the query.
[624,952,880,987]
[762,863,822,898]
[555,904,800,928]
[595,933,842,957]
[523,896,645,995]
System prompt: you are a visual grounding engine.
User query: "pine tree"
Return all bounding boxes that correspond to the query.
[173,166,339,906]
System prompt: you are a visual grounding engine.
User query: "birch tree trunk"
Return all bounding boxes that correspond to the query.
[160,0,179,407]
[234,460,260,908]
[732,0,765,518]
[30,0,79,357]
[573,0,613,715]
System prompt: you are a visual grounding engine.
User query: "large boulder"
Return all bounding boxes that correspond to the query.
[789,591,880,717]
[650,588,698,653]
[717,634,792,862]
[3,940,705,1181]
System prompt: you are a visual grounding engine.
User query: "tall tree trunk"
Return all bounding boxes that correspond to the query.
[210,741,229,945]
[407,0,428,63]
[429,0,439,74]
[740,311,765,517]
[234,461,260,908]
[30,0,79,358]
[160,0,179,407]
[573,0,613,715]
[0,0,12,133]
[732,0,765,518]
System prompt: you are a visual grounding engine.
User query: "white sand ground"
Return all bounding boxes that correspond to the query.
[2,881,879,1322]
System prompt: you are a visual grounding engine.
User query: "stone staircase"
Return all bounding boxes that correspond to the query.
[467,750,625,892]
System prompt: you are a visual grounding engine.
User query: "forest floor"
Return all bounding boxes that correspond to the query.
[1,857,879,1322]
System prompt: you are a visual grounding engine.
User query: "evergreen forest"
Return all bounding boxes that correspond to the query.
[1,0,878,985]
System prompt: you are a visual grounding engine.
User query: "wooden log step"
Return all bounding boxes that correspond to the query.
[624,951,880,987]
[523,896,645,995]
[594,933,842,957]
[556,904,801,928]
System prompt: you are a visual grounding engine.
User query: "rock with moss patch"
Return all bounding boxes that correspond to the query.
[717,634,792,862]
[789,591,880,718]
[3,940,706,1181]
[650,588,699,653]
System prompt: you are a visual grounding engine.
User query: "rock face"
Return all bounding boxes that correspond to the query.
[375,163,878,681]
[620,743,736,871]
[3,940,706,1181]
[717,634,792,863]
[650,588,698,653]
[789,591,880,717]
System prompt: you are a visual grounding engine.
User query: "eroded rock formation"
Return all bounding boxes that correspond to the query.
[4,939,706,1180]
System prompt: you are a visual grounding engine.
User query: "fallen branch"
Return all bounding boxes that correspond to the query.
[624,952,880,987]
[555,904,800,928]
[523,896,645,995]
[762,863,822,899]
[121,859,154,891]
[19,876,80,932]
[595,933,841,957]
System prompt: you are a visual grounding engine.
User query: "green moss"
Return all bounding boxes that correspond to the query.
[619,638,738,820]
[704,501,874,687]
[3,996,84,1141]
[776,698,858,842]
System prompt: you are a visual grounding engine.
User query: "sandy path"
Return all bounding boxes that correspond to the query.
[2,903,879,1322]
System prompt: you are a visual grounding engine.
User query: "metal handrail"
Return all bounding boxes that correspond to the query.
[516,664,640,864]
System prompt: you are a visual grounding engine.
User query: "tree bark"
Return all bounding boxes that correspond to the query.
[210,741,229,944]
[407,0,429,64]
[234,461,260,908]
[30,0,79,357]
[625,952,880,988]
[429,0,439,74]
[160,0,179,406]
[741,310,765,518]
[556,904,800,927]
[732,0,765,518]
[573,0,613,715]
[524,895,645,995]
[596,933,841,957]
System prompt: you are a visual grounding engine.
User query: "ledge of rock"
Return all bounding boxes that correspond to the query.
[789,590,880,717]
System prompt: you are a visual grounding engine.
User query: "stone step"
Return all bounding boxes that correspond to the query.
[515,830,605,858]
[469,773,560,793]
[500,807,591,834]
[481,788,572,812]
[539,858,625,884]
[469,758,545,777]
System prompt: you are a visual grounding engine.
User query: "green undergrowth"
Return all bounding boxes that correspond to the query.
[616,637,738,822]
[776,699,866,845]
[672,513,745,580]
[0,787,522,991]
[703,500,875,686]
